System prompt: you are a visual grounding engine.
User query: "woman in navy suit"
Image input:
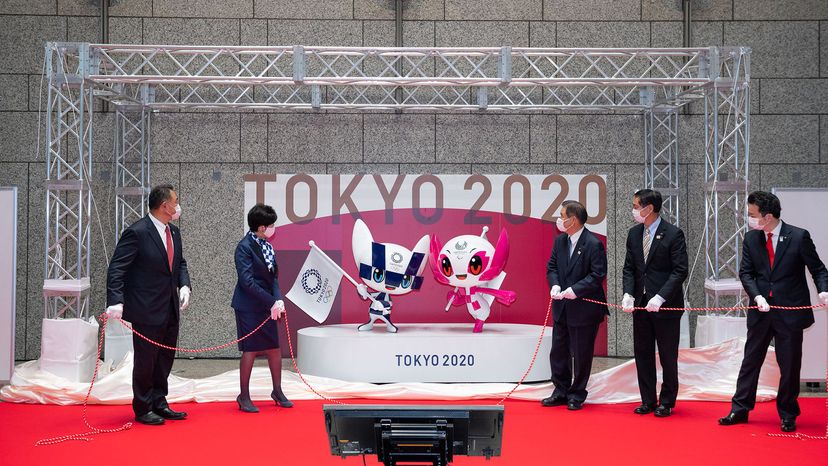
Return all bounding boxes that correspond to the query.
[232,204,293,412]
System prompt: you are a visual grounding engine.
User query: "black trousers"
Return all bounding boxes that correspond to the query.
[130,303,179,417]
[633,308,681,408]
[731,312,803,420]
[549,310,600,404]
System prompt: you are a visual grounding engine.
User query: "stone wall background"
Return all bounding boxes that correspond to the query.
[1,0,826,359]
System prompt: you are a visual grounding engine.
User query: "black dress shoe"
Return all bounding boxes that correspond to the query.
[567,401,583,411]
[153,407,187,420]
[718,411,749,426]
[540,396,567,407]
[653,405,672,417]
[633,403,657,415]
[135,412,165,425]
[781,419,796,432]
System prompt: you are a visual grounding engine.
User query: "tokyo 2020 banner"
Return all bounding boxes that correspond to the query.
[243,174,609,355]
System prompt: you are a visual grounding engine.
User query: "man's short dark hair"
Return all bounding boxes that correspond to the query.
[562,200,588,225]
[747,191,781,219]
[247,203,278,231]
[148,184,175,210]
[634,189,662,213]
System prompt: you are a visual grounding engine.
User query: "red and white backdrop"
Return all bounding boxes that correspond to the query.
[243,174,608,356]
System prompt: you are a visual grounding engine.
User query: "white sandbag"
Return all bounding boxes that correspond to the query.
[104,319,133,366]
[39,317,100,383]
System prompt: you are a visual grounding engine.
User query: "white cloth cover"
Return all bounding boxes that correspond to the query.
[1,338,780,405]
[39,317,100,383]
[104,319,133,367]
[695,315,749,348]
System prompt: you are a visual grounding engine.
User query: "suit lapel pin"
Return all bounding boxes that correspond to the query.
[577,250,581,255]
[655,234,663,240]
[779,236,784,242]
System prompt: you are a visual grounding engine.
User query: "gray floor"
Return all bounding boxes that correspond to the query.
[3,357,826,396]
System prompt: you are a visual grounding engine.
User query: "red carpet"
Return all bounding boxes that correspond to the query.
[1,398,826,465]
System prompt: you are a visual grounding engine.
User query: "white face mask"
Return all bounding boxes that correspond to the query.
[171,204,182,221]
[264,225,276,238]
[556,217,570,233]
[632,208,648,224]
[747,216,766,231]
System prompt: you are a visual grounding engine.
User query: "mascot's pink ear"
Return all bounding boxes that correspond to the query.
[479,228,509,281]
[429,234,450,285]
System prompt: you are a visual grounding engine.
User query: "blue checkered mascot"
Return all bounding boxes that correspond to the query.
[352,219,430,333]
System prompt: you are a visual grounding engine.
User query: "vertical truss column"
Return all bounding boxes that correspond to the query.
[703,47,751,312]
[43,43,96,319]
[114,105,151,240]
[643,98,681,226]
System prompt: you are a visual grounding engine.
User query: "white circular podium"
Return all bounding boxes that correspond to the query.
[297,323,552,383]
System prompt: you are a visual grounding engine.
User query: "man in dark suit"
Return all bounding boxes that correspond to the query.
[719,191,828,433]
[622,189,688,418]
[106,184,192,425]
[542,200,609,410]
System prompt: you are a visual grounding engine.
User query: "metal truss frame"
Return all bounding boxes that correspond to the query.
[73,44,739,111]
[43,43,93,319]
[113,106,151,241]
[702,48,751,313]
[642,87,680,226]
[41,42,750,339]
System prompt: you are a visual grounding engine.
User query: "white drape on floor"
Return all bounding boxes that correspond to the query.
[0,338,780,405]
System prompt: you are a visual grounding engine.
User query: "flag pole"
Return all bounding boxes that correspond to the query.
[308,240,378,304]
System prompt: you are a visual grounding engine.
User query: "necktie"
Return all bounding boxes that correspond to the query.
[569,238,575,257]
[766,232,774,297]
[165,225,173,271]
[643,227,651,261]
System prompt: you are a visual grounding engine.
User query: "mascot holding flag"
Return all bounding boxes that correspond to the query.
[430,226,516,333]
[352,219,430,333]
[286,220,429,333]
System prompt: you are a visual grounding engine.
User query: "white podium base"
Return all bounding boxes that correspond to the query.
[297,323,552,383]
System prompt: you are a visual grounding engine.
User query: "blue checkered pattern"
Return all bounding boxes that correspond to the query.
[250,231,275,272]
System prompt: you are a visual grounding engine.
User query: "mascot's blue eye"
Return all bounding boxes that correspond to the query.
[401,275,413,288]
[372,268,384,283]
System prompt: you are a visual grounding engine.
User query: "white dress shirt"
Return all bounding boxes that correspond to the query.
[569,226,584,257]
[643,216,661,245]
[148,212,169,250]
[766,220,782,253]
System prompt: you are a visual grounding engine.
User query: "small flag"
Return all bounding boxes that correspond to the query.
[286,247,344,323]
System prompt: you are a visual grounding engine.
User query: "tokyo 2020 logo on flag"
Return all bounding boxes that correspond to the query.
[286,247,343,323]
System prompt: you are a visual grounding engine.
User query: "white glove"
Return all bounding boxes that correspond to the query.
[105,303,123,319]
[270,300,285,320]
[646,295,666,313]
[356,283,370,300]
[561,287,577,300]
[179,286,191,311]
[819,292,828,307]
[621,294,635,313]
[550,285,562,300]
[754,295,770,312]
